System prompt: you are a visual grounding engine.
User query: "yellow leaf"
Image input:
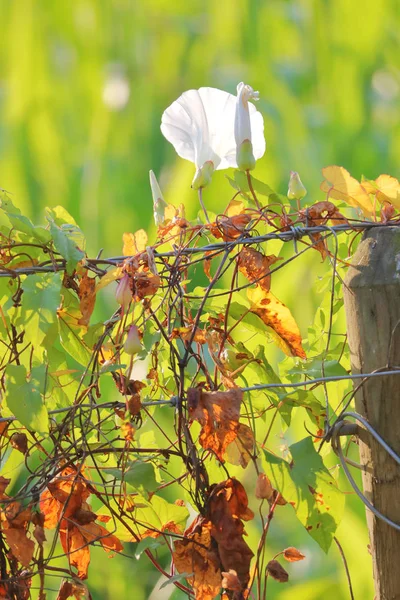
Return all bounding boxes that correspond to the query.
[320,166,374,217]
[164,203,185,223]
[96,267,122,292]
[122,230,148,256]
[373,174,400,209]
[247,287,306,359]
[224,199,245,217]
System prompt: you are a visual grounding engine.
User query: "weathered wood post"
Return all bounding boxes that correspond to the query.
[344,226,400,600]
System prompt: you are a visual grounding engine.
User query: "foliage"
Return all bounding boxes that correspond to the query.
[1,157,400,600]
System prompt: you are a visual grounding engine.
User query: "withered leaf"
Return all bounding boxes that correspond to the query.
[247,287,306,359]
[299,201,348,259]
[255,473,274,500]
[224,423,254,468]
[238,247,282,292]
[221,569,241,592]
[188,388,251,464]
[77,272,96,327]
[173,516,221,600]
[266,559,289,583]
[210,213,252,241]
[10,432,28,454]
[3,528,35,567]
[56,579,88,600]
[208,479,254,593]
[170,327,207,345]
[283,547,306,562]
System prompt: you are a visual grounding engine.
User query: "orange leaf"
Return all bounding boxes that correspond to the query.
[299,201,348,259]
[170,327,207,344]
[40,467,91,526]
[122,230,148,256]
[40,488,62,529]
[238,247,282,292]
[210,213,252,241]
[3,528,35,567]
[247,287,306,359]
[187,388,247,463]
[173,516,222,600]
[320,166,374,217]
[77,272,96,327]
[56,579,88,600]
[60,525,91,579]
[283,547,306,562]
[0,477,10,499]
[77,521,123,554]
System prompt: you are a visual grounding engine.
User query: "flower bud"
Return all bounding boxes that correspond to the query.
[236,140,256,171]
[191,160,215,190]
[287,171,307,201]
[115,273,131,309]
[235,82,260,171]
[149,170,167,226]
[255,473,274,500]
[124,325,142,356]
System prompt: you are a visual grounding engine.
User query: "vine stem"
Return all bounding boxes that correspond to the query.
[198,187,210,223]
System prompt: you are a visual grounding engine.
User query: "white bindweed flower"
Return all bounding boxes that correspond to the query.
[149,170,167,226]
[161,86,265,189]
[234,82,264,171]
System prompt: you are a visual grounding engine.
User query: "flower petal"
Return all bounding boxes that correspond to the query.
[161,86,265,171]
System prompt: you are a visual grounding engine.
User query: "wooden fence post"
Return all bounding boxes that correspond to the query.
[344,226,400,600]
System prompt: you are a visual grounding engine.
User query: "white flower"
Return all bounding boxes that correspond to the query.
[161,86,265,188]
[149,170,167,226]
[234,82,264,171]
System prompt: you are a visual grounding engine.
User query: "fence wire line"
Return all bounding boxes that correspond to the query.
[332,411,400,532]
[1,220,398,278]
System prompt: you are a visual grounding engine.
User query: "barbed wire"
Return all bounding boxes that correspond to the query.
[1,220,399,278]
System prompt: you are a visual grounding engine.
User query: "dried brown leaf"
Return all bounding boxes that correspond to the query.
[266,560,289,583]
[283,547,306,562]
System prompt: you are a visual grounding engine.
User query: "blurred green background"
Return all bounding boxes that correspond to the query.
[2,0,399,597]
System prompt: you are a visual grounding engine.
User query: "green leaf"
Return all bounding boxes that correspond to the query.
[262,437,344,552]
[58,313,92,366]
[275,389,326,426]
[5,364,49,433]
[134,494,189,538]
[227,171,286,204]
[47,205,79,227]
[104,460,158,493]
[288,358,348,379]
[48,215,85,274]
[134,536,165,559]
[0,194,50,243]
[15,273,62,356]
[160,573,194,590]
